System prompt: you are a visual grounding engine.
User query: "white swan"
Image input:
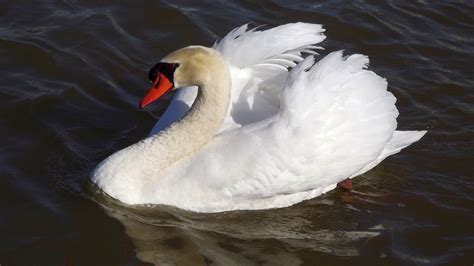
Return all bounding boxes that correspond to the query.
[92,23,426,213]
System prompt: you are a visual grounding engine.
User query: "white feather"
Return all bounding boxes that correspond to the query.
[94,24,426,213]
[150,23,326,135]
[140,51,425,212]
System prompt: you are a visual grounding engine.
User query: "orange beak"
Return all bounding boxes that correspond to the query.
[139,72,174,109]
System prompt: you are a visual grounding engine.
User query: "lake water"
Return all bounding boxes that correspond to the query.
[1,1,472,265]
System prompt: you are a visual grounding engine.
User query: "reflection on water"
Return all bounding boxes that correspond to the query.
[95,188,388,265]
[1,0,473,264]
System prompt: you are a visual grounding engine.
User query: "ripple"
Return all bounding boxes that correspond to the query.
[0,0,472,264]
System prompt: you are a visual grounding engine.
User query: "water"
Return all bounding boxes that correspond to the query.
[1,1,472,265]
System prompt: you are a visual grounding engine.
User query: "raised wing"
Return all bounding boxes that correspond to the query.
[214,23,326,129]
[223,51,401,198]
[213,23,325,68]
[150,23,326,136]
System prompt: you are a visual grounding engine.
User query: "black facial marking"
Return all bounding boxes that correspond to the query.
[148,62,179,83]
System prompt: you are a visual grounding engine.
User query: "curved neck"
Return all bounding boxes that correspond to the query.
[137,60,231,177]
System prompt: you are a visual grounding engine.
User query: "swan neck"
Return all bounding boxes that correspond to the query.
[91,48,231,203]
[145,55,231,173]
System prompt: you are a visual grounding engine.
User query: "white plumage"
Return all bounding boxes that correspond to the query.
[92,23,426,213]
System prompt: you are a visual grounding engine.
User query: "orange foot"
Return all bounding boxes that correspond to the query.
[337,178,352,191]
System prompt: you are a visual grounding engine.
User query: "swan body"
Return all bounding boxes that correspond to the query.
[92,23,426,213]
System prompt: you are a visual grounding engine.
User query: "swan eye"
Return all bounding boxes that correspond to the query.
[148,62,179,83]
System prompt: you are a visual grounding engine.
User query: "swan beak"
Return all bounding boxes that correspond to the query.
[139,73,174,109]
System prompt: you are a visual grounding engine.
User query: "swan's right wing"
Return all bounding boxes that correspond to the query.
[214,23,325,68]
[214,23,326,131]
[150,23,326,136]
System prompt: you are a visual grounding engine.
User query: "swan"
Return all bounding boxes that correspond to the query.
[92,23,426,213]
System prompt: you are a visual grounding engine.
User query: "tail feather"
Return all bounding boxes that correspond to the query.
[350,130,427,178]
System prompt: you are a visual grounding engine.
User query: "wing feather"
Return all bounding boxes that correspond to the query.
[152,23,327,135]
[225,51,401,198]
[213,23,326,67]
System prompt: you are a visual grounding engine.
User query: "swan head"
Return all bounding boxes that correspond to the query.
[140,46,226,109]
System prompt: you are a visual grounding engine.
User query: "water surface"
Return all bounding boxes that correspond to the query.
[1,1,473,265]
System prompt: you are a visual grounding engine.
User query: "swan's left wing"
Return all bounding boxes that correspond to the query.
[212,52,411,198]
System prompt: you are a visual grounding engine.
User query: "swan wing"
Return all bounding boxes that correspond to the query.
[216,52,422,198]
[215,23,326,130]
[149,23,326,135]
[213,23,325,67]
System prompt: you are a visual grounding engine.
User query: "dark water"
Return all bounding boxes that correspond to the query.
[1,0,473,265]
